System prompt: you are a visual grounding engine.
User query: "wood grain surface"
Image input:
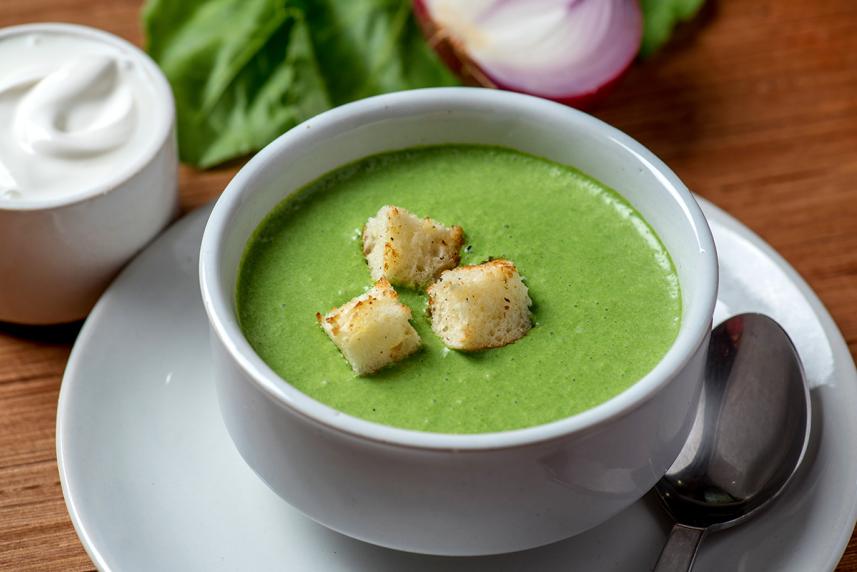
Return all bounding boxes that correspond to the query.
[1,0,856,570]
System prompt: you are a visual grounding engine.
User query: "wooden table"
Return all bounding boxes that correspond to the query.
[1,0,856,569]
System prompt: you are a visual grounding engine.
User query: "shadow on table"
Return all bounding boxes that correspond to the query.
[0,319,83,345]
[593,0,720,151]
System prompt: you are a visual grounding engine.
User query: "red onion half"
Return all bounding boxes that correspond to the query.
[414,0,643,109]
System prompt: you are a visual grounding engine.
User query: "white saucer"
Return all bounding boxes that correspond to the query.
[57,199,857,571]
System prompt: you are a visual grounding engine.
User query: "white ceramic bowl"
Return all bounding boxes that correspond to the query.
[200,88,718,556]
[0,23,178,325]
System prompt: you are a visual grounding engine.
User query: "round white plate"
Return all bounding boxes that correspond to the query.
[58,199,857,571]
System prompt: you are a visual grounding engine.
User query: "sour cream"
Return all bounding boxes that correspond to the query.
[0,30,166,203]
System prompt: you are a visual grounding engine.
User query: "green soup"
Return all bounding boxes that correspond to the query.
[237,145,681,434]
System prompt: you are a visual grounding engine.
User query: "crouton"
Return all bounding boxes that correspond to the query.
[316,278,421,375]
[427,259,532,351]
[362,205,464,289]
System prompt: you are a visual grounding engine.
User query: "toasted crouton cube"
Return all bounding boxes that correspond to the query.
[362,205,464,289]
[316,278,421,375]
[427,259,532,351]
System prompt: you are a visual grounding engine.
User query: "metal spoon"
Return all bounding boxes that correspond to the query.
[653,313,811,571]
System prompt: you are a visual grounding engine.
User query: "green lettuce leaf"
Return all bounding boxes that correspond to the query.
[142,0,457,168]
[640,0,706,57]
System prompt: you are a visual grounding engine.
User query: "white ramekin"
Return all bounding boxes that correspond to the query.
[0,23,178,325]
[200,88,718,556]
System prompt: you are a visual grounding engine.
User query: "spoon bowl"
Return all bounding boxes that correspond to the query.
[654,313,811,570]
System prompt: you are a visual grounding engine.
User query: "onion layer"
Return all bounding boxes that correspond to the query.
[414,0,643,109]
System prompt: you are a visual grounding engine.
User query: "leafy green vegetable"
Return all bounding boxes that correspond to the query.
[639,0,706,58]
[143,0,458,168]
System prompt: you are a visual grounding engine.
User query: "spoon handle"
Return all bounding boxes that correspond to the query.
[653,524,705,571]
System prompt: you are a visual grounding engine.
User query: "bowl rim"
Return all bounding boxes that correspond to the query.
[0,22,175,212]
[199,87,718,451]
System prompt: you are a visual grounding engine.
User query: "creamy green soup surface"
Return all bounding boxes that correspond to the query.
[236,145,681,434]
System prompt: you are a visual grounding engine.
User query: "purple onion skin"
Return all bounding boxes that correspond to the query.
[413,0,642,110]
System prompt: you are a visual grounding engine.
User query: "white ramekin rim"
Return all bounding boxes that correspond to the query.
[200,87,718,451]
[0,22,175,212]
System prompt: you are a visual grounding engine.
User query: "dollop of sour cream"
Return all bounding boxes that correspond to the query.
[0,31,163,203]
